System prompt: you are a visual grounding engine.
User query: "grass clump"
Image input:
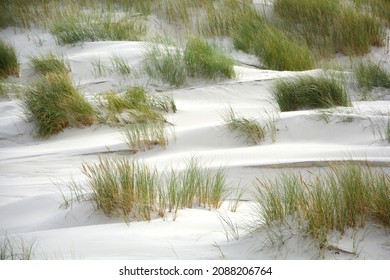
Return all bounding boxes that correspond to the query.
[354,61,390,91]
[71,157,228,221]
[272,74,350,112]
[101,87,176,150]
[22,73,95,138]
[254,162,390,247]
[29,53,70,76]
[51,14,146,45]
[0,40,19,78]
[184,37,235,80]
[143,44,186,87]
[223,107,266,145]
[144,38,235,86]
[273,0,385,56]
[122,120,171,151]
[82,157,158,220]
[102,87,174,124]
[178,158,227,210]
[233,19,314,71]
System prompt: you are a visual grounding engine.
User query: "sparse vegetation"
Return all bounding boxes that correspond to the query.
[51,13,146,45]
[354,60,390,92]
[0,235,36,260]
[272,74,350,112]
[223,107,266,145]
[254,162,390,247]
[0,40,19,78]
[122,120,171,151]
[110,54,132,76]
[22,73,95,138]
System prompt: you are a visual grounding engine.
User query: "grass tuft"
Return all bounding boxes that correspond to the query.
[254,162,390,247]
[184,37,235,80]
[144,38,235,86]
[272,74,350,112]
[273,0,385,56]
[101,87,169,125]
[143,44,186,87]
[0,40,19,78]
[68,157,228,221]
[223,107,266,145]
[354,60,390,92]
[22,73,95,138]
[233,18,314,71]
[29,53,70,76]
[122,120,171,151]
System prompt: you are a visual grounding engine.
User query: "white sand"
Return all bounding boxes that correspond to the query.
[1,23,390,260]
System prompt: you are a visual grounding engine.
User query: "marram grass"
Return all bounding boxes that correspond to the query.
[272,74,350,112]
[273,0,385,56]
[51,13,146,45]
[101,87,172,125]
[66,157,228,221]
[144,38,235,87]
[0,40,19,78]
[184,37,235,80]
[22,73,95,138]
[223,107,266,145]
[29,53,70,76]
[354,60,390,91]
[254,162,390,246]
[143,43,186,87]
[233,19,314,71]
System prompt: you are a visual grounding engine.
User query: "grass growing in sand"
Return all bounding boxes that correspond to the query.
[354,60,390,92]
[0,40,19,78]
[273,0,385,56]
[0,235,36,260]
[30,53,70,76]
[110,54,132,76]
[144,38,235,86]
[66,157,228,221]
[101,87,173,124]
[50,13,146,45]
[233,18,314,71]
[99,87,176,150]
[184,37,235,80]
[223,107,266,145]
[254,162,390,248]
[122,120,172,151]
[272,74,350,112]
[143,43,186,87]
[22,73,95,138]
